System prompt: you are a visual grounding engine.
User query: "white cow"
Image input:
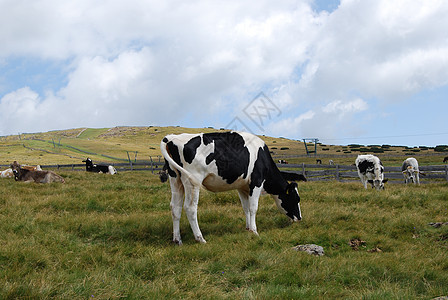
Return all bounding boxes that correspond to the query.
[160,131,304,245]
[355,154,388,190]
[402,157,421,185]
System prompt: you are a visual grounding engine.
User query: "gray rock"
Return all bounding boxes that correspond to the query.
[292,244,324,256]
[428,222,448,228]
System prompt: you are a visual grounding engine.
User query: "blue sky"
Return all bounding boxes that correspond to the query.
[1,0,447,146]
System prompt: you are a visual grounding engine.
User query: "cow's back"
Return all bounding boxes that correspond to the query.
[162,131,269,192]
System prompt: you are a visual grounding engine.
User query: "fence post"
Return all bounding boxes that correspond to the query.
[445,165,448,182]
[335,164,340,181]
[150,156,154,174]
[302,163,305,176]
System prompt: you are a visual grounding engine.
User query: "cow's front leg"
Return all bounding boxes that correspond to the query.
[170,177,184,245]
[184,184,206,243]
[238,188,260,235]
[247,187,262,235]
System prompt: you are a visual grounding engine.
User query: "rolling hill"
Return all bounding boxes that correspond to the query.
[1,126,447,167]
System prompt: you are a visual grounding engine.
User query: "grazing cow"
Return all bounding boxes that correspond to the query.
[160,131,304,245]
[82,158,117,174]
[10,161,65,183]
[402,157,421,185]
[444,156,448,163]
[316,159,322,164]
[1,168,13,178]
[355,154,388,190]
[278,159,288,164]
[329,160,334,165]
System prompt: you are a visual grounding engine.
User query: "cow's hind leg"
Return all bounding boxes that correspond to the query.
[169,177,185,245]
[184,184,206,244]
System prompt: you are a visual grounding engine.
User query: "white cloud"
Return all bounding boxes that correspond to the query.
[268,98,368,139]
[296,0,448,102]
[0,0,448,145]
[322,98,368,115]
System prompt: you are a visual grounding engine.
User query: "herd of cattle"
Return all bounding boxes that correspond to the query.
[0,131,445,244]
[0,158,116,183]
[157,131,434,244]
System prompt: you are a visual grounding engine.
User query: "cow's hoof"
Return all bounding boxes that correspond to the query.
[247,229,259,236]
[173,239,183,246]
[196,236,207,244]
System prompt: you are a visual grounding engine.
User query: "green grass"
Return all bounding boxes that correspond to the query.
[0,172,447,299]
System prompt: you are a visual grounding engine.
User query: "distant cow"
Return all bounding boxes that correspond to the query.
[443,156,448,163]
[1,168,13,178]
[316,159,322,164]
[329,160,334,165]
[355,155,388,190]
[82,158,117,174]
[402,157,421,185]
[160,131,304,244]
[21,165,42,171]
[278,159,288,164]
[10,161,65,183]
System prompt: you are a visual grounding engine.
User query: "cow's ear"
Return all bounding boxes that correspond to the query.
[367,180,374,184]
[280,171,307,182]
[383,179,388,183]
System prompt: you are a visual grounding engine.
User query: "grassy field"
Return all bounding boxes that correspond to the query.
[0,170,447,299]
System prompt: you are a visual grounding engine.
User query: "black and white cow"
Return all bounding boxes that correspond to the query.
[160,131,304,245]
[82,158,117,175]
[355,154,388,190]
[402,157,421,185]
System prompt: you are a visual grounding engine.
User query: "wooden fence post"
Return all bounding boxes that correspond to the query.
[445,165,448,181]
[335,164,340,181]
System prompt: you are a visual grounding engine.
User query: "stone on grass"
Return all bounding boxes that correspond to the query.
[292,244,324,256]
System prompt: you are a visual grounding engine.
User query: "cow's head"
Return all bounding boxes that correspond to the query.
[367,178,388,190]
[402,166,417,183]
[276,182,302,221]
[82,158,93,165]
[10,161,21,180]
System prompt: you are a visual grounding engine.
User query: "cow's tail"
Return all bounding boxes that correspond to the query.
[160,138,202,187]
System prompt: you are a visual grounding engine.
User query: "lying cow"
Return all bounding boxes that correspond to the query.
[402,157,422,185]
[160,131,305,245]
[82,158,117,174]
[10,161,65,183]
[1,168,13,178]
[355,154,388,190]
[21,165,42,171]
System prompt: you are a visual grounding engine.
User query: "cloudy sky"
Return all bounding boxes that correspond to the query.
[1,0,447,146]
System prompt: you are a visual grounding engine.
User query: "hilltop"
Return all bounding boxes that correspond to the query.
[1,126,447,166]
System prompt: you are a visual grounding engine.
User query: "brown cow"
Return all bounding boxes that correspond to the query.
[10,161,65,183]
[1,168,13,178]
